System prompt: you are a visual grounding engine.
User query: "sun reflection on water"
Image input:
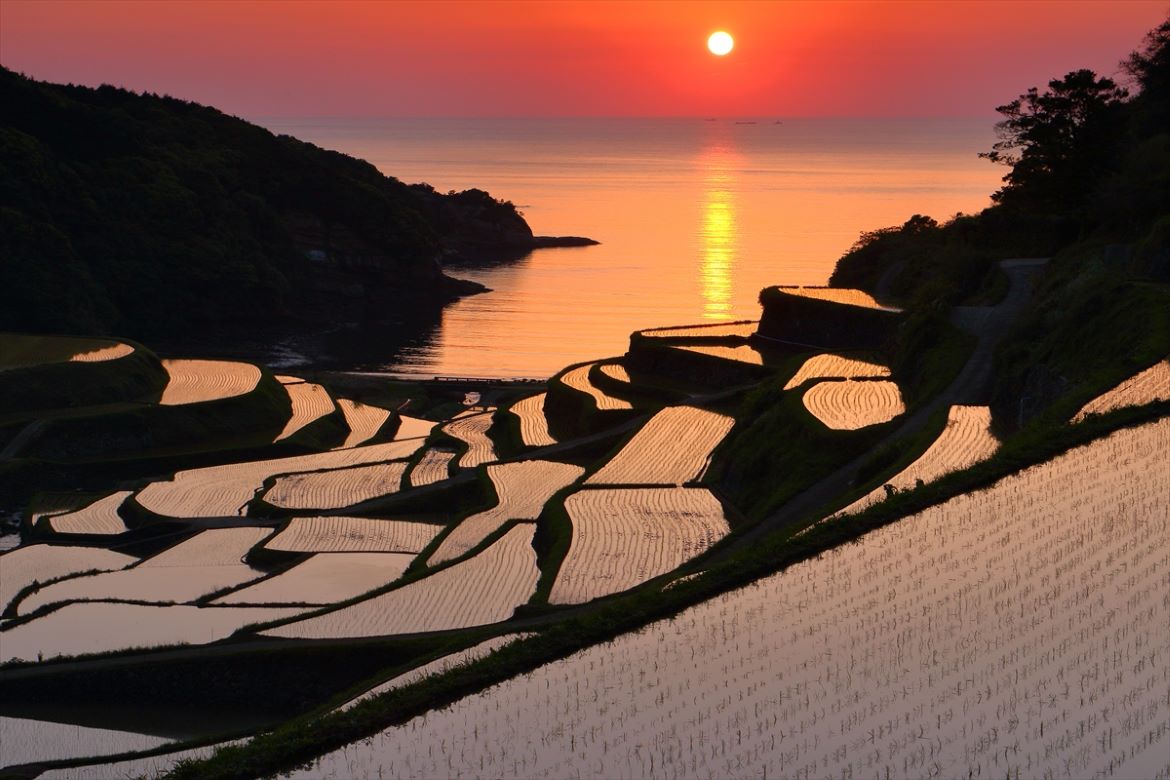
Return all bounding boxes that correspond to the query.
[698,144,739,320]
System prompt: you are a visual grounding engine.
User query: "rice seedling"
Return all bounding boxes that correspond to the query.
[549,487,730,604]
[802,379,905,429]
[428,461,584,565]
[510,393,557,448]
[676,344,764,365]
[1,545,136,613]
[263,461,409,510]
[775,285,901,311]
[262,525,540,639]
[835,405,1000,515]
[337,633,535,712]
[275,380,336,441]
[213,552,415,606]
[134,439,426,518]
[586,406,734,485]
[640,322,758,339]
[282,418,1170,780]
[335,399,392,448]
[17,528,271,614]
[409,449,456,487]
[559,365,633,411]
[157,359,262,406]
[0,715,171,768]
[1072,359,1170,421]
[443,410,497,468]
[46,491,132,535]
[264,516,441,554]
[782,353,891,390]
[0,602,306,663]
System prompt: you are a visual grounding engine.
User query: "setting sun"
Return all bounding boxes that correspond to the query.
[707,31,734,56]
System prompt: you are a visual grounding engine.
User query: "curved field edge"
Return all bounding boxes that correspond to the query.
[156,401,1170,780]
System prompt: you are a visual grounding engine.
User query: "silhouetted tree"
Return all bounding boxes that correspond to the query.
[1124,14,1170,131]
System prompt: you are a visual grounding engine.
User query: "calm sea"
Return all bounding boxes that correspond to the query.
[257,117,1003,379]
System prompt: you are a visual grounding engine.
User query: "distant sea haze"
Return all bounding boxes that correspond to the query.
[258,117,1003,379]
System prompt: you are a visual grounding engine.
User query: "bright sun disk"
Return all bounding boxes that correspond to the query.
[708,31,734,56]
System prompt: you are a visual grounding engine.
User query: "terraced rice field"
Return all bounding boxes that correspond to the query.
[586,406,734,485]
[335,399,392,448]
[640,322,758,339]
[263,461,409,510]
[549,487,730,604]
[288,418,1170,780]
[443,410,497,468]
[135,439,426,518]
[835,405,1000,516]
[678,344,764,365]
[395,415,437,440]
[783,353,891,390]
[0,545,136,613]
[0,603,305,663]
[803,379,905,429]
[776,285,901,311]
[262,525,540,639]
[598,363,631,383]
[1072,359,1170,421]
[428,461,584,565]
[0,715,171,768]
[18,528,271,614]
[265,516,441,554]
[275,381,336,441]
[409,449,456,486]
[214,552,415,606]
[46,491,131,535]
[559,365,632,411]
[338,633,535,712]
[510,393,557,448]
[0,336,134,371]
[157,360,262,405]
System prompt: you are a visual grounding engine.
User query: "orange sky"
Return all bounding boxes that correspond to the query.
[1,0,1165,117]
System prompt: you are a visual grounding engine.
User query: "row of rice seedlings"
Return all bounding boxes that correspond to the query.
[264,516,441,554]
[639,322,758,339]
[599,363,631,383]
[586,406,734,485]
[17,528,271,615]
[396,415,438,440]
[676,344,764,366]
[443,410,497,468]
[214,552,416,606]
[775,285,901,311]
[409,449,457,487]
[36,740,244,780]
[559,364,633,411]
[834,405,1000,516]
[262,525,540,639]
[0,335,133,371]
[548,487,730,604]
[0,545,136,614]
[1072,359,1170,422]
[337,633,535,712]
[782,353,891,390]
[284,418,1170,780]
[428,461,585,565]
[263,461,409,511]
[802,379,905,430]
[275,380,336,441]
[0,715,171,768]
[135,438,426,518]
[0,602,307,664]
[46,491,132,535]
[157,359,261,406]
[510,393,557,448]
[335,399,392,449]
